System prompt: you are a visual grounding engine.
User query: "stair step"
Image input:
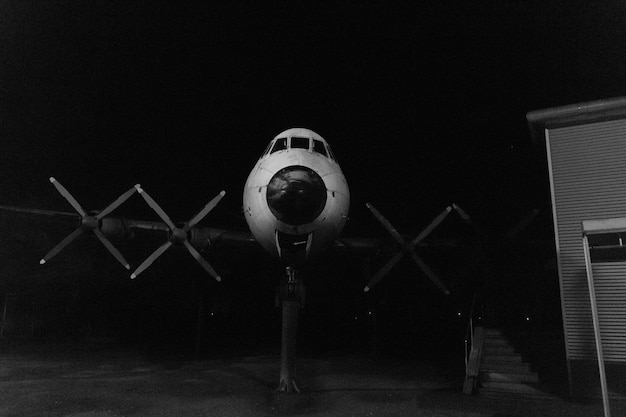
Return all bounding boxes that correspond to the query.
[481,360,534,374]
[483,329,516,338]
[480,381,554,399]
[481,370,539,384]
[484,328,528,338]
[481,353,524,363]
[483,337,512,347]
[482,344,517,355]
[481,381,542,394]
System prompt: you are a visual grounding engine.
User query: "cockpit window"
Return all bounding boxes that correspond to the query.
[270,137,287,154]
[290,137,310,150]
[262,141,273,156]
[313,139,327,157]
[327,143,337,161]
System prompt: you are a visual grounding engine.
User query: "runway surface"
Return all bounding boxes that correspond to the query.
[0,341,622,417]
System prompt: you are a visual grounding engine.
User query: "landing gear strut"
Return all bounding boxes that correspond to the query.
[276,266,305,393]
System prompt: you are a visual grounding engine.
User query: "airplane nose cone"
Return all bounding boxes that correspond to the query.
[267,166,327,225]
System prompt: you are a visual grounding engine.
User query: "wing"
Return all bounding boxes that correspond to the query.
[0,180,259,280]
[0,205,80,223]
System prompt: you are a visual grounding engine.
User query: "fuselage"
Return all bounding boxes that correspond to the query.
[243,128,350,266]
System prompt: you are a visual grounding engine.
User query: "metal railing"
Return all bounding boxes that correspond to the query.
[464,294,483,370]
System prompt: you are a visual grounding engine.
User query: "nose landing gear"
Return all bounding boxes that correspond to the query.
[276,266,305,393]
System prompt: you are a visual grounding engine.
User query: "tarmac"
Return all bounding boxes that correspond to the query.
[0,340,623,417]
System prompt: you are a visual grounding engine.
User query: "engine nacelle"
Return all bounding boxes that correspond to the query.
[100,218,133,241]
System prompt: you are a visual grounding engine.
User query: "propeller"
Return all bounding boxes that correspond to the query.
[130,185,226,281]
[364,203,452,295]
[40,177,137,269]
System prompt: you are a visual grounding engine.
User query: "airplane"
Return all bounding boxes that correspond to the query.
[0,127,462,393]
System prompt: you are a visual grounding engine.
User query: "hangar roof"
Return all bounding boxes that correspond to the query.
[527,96,626,144]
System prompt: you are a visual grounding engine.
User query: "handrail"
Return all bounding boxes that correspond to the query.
[464,294,482,368]
[464,293,484,394]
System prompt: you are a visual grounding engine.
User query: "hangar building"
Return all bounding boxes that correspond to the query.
[527,97,626,397]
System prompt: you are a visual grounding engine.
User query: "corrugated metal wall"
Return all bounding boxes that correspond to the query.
[548,119,626,362]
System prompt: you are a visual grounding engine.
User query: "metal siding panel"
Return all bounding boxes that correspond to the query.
[549,119,626,362]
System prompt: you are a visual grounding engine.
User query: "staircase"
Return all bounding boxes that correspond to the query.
[475,328,552,399]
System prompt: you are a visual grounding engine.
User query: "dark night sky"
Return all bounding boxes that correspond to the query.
[2,0,626,354]
[2,0,626,235]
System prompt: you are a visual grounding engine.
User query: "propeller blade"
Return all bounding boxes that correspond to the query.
[183,240,221,281]
[184,191,226,231]
[94,229,130,269]
[96,185,139,219]
[40,228,84,264]
[135,185,176,230]
[366,203,405,246]
[408,251,450,295]
[364,202,451,296]
[452,204,483,235]
[452,203,470,221]
[364,250,404,292]
[50,177,86,216]
[130,241,173,279]
[131,187,226,280]
[409,206,453,248]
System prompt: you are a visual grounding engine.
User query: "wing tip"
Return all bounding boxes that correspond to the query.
[39,259,46,265]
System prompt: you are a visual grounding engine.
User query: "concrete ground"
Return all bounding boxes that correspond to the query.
[0,341,622,417]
